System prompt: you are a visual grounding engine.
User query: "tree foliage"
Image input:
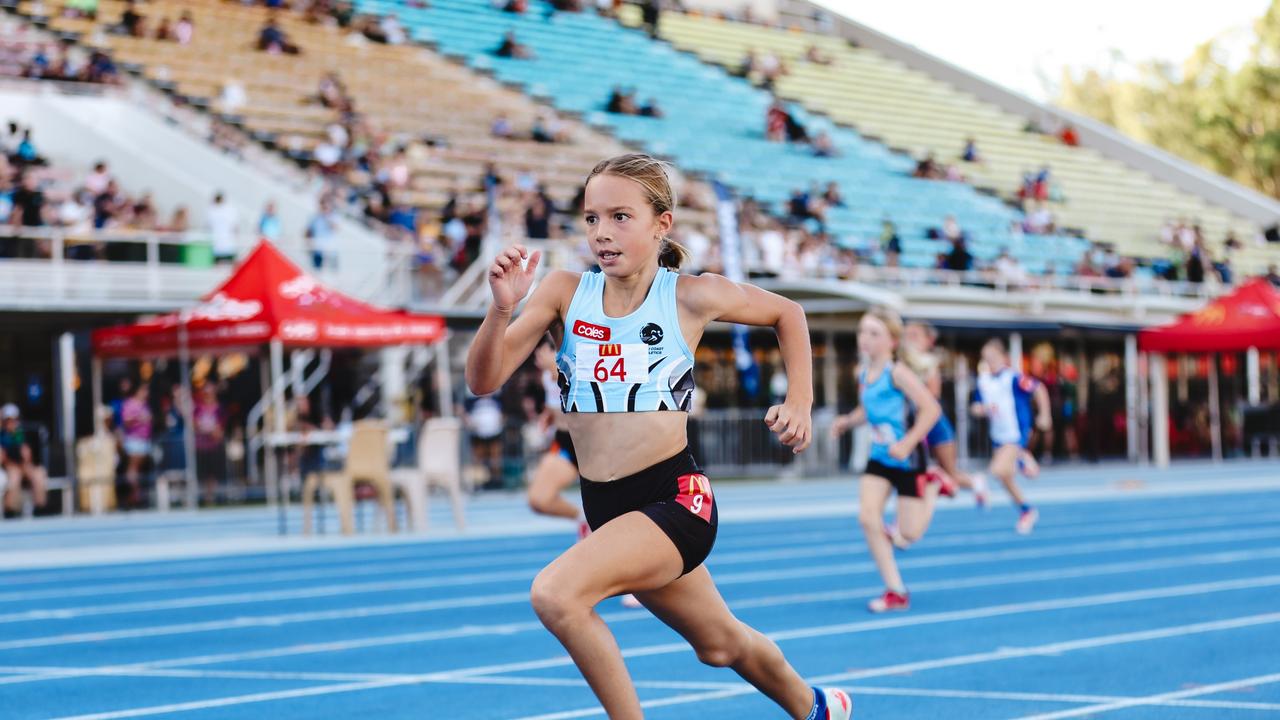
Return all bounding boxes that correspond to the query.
[1058,0,1280,198]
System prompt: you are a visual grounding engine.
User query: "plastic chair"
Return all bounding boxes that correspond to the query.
[76,411,118,515]
[391,417,467,533]
[302,420,398,536]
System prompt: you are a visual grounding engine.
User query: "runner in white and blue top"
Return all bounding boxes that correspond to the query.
[972,337,1052,535]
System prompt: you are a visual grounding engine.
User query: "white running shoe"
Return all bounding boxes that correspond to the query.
[970,473,989,509]
[817,687,853,719]
[1016,507,1039,535]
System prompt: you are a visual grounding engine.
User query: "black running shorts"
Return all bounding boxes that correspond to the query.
[579,447,717,576]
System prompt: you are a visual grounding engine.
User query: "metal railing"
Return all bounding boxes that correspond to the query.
[0,227,240,309]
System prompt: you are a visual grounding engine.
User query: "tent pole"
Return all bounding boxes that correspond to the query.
[177,318,198,509]
[1246,346,1260,405]
[1208,354,1222,463]
[1151,354,1170,468]
[270,338,287,533]
[1124,333,1138,462]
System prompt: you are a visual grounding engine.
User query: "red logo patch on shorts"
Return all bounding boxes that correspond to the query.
[572,320,611,341]
[675,473,714,523]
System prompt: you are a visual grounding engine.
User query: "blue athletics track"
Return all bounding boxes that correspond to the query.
[0,459,1277,719]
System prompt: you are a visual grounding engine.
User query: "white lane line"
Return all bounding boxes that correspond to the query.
[5,508,1277,623]
[8,665,1277,712]
[509,611,1280,720]
[40,608,1280,720]
[3,492,1268,595]
[840,685,1280,711]
[1013,672,1280,719]
[3,527,1277,652]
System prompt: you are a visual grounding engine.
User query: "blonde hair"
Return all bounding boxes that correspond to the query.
[864,306,932,377]
[586,153,688,270]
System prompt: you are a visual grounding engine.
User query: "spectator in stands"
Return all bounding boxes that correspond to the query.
[523,184,555,240]
[1,404,47,516]
[493,31,534,59]
[822,181,845,208]
[502,0,528,13]
[218,78,248,113]
[639,0,660,38]
[605,86,637,114]
[167,205,190,233]
[941,214,963,243]
[378,13,407,44]
[1186,235,1209,284]
[811,131,837,158]
[944,236,972,272]
[735,48,758,79]
[1265,264,1280,288]
[804,43,832,65]
[1,121,20,158]
[12,128,43,166]
[1059,124,1080,147]
[8,172,48,258]
[1106,256,1135,281]
[118,0,146,37]
[993,248,1027,288]
[756,50,785,89]
[530,113,567,143]
[306,196,338,269]
[490,112,514,139]
[764,100,788,142]
[880,218,902,267]
[786,187,812,225]
[317,73,353,112]
[914,152,941,180]
[962,137,981,163]
[637,97,663,118]
[154,17,172,41]
[257,15,300,54]
[84,160,110,195]
[1026,203,1055,234]
[207,192,239,264]
[258,201,281,242]
[174,11,195,45]
[120,383,152,508]
[85,50,119,84]
[193,383,225,506]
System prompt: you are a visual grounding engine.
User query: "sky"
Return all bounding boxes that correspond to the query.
[811,0,1271,101]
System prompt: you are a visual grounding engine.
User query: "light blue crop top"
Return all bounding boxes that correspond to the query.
[556,268,696,413]
[860,362,923,470]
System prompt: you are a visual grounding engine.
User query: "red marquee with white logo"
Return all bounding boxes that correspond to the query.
[91,241,446,357]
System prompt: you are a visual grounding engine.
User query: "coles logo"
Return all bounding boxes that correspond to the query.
[572,320,610,341]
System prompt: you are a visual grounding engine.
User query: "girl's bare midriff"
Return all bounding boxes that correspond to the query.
[564,410,688,481]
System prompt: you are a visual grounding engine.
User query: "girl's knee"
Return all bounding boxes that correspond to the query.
[694,622,750,668]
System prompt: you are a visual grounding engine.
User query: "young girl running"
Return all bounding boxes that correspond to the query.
[903,320,988,507]
[466,154,852,719]
[829,308,942,613]
[970,337,1053,534]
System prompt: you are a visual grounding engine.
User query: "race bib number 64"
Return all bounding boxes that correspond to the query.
[576,343,650,384]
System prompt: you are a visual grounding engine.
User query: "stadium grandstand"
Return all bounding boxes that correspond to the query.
[0,0,1278,714]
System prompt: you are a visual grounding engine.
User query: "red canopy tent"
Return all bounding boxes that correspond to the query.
[1137,278,1280,466]
[92,240,445,356]
[88,241,449,505]
[1138,278,1280,353]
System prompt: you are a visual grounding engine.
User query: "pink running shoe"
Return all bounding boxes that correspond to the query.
[868,589,910,613]
[926,468,957,498]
